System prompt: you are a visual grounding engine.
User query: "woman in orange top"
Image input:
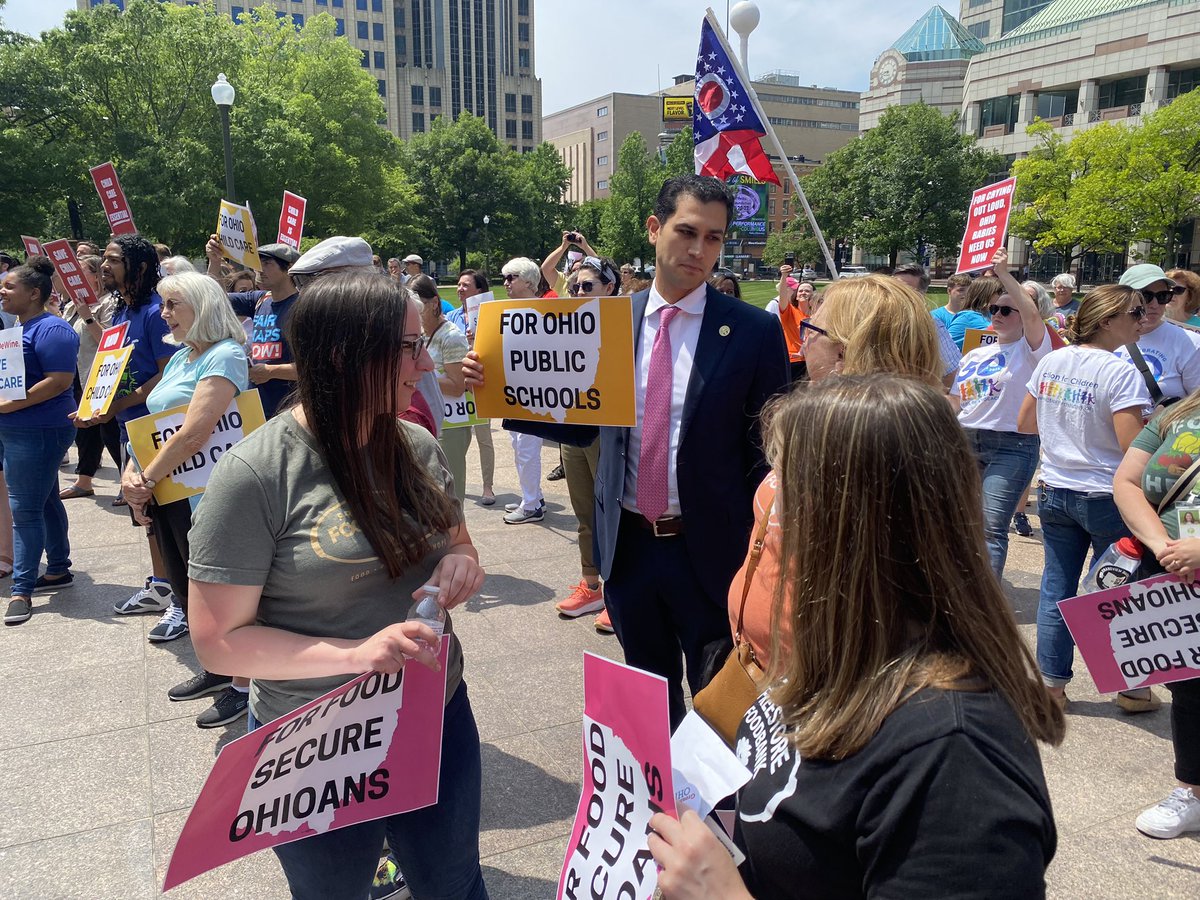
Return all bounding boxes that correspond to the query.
[728,275,944,664]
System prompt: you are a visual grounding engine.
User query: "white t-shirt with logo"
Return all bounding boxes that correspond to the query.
[956,331,1050,432]
[1114,320,1200,401]
[1026,345,1150,492]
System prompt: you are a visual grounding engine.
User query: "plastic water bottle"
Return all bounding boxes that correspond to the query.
[407,583,446,637]
[1080,537,1142,594]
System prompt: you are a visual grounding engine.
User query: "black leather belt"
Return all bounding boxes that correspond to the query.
[622,508,684,537]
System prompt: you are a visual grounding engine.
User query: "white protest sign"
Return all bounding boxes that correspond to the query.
[465,290,493,337]
[0,326,26,401]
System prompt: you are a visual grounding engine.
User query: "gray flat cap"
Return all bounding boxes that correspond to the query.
[290,236,375,275]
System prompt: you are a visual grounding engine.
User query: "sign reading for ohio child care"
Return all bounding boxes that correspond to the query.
[473,296,636,427]
[557,654,676,900]
[955,177,1017,275]
[77,322,132,420]
[1059,573,1200,693]
[216,199,262,272]
[125,390,267,504]
[163,642,449,891]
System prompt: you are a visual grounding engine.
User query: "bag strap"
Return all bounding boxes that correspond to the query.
[734,496,775,650]
[1124,342,1165,407]
[1160,453,1200,514]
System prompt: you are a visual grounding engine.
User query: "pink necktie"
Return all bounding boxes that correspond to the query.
[637,305,680,524]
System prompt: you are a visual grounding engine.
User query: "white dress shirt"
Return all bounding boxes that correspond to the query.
[622,281,707,517]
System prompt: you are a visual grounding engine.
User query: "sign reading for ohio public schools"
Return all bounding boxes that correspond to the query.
[217,199,262,272]
[77,322,132,420]
[442,390,488,430]
[472,296,636,427]
[126,390,267,504]
[663,96,693,121]
[1059,573,1200,693]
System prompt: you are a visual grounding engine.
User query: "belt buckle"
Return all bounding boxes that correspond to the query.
[652,517,676,538]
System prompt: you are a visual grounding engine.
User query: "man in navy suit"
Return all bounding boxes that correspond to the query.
[593,176,789,727]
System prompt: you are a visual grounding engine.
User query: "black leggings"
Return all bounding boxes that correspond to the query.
[71,375,122,478]
[150,499,192,612]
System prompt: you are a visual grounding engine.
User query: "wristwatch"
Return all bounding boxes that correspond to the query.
[143,477,157,490]
[84,317,95,325]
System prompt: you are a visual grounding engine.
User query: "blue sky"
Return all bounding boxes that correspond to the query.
[2,0,938,114]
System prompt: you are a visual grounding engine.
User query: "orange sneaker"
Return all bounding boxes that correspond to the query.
[555,580,604,617]
[594,607,614,634]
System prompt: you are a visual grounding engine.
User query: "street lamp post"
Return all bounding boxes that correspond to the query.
[482,215,490,278]
[211,73,237,202]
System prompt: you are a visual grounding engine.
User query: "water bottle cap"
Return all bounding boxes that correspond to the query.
[1116,537,1142,558]
[419,583,440,596]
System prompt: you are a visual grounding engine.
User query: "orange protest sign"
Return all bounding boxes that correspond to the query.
[473,296,636,427]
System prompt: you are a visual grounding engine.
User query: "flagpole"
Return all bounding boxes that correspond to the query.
[706,8,839,280]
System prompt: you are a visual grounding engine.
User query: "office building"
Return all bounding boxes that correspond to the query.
[81,0,543,146]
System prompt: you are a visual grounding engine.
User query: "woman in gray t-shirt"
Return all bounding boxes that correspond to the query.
[187,271,489,900]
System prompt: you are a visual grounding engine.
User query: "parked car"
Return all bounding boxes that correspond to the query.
[800,266,817,281]
[839,265,871,278]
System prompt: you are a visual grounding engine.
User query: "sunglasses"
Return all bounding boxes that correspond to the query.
[399,334,428,360]
[502,273,519,283]
[568,280,599,296]
[988,305,1016,317]
[1127,305,1147,320]
[1143,286,1185,305]
[799,319,829,341]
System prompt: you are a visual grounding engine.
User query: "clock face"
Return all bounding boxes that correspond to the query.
[878,56,899,86]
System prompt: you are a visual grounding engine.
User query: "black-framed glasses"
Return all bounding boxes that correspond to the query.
[988,305,1017,317]
[568,280,598,296]
[1143,286,1185,305]
[799,319,829,341]
[400,334,428,360]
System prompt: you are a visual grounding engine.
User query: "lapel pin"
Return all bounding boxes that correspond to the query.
[719,325,731,337]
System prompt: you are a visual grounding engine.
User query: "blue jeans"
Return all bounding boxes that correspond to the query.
[1036,485,1130,687]
[250,682,487,900]
[966,429,1040,579]
[0,425,76,597]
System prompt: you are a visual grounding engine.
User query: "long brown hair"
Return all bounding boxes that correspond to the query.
[286,271,458,576]
[764,374,1064,760]
[1066,284,1141,345]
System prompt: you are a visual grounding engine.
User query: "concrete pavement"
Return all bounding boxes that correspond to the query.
[1,429,1198,898]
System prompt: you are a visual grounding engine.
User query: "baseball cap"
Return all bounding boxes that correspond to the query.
[1119,264,1175,291]
[403,254,423,265]
[290,236,375,276]
[257,243,301,268]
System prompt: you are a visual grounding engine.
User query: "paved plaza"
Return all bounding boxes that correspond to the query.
[2,430,1199,899]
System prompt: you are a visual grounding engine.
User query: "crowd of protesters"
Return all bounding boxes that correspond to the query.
[4,172,1200,899]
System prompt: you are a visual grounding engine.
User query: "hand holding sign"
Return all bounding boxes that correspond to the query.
[956,177,1016,275]
[217,200,262,272]
[647,810,750,900]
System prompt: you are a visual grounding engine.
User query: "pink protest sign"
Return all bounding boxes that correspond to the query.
[1058,573,1200,693]
[89,161,137,235]
[955,176,1016,274]
[277,190,307,250]
[20,236,42,259]
[557,654,675,900]
[163,643,449,891]
[43,239,100,310]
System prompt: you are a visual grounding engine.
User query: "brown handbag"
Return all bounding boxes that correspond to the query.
[693,500,772,746]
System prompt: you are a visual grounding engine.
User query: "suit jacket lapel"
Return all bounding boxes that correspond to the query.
[680,286,734,448]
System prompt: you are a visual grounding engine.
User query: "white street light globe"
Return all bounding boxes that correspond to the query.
[729,1,760,38]
[211,73,236,108]
[483,215,490,225]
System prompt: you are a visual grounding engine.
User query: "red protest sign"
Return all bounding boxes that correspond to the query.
[89,162,137,235]
[20,236,43,259]
[97,321,129,353]
[955,176,1017,275]
[277,191,307,250]
[163,642,448,891]
[558,654,676,900]
[43,239,100,309]
[1058,573,1200,694]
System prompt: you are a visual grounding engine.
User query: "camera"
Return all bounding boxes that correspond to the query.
[567,232,580,243]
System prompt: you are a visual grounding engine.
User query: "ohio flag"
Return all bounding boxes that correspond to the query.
[692,15,780,185]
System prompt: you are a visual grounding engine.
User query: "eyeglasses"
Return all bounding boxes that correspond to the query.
[988,305,1017,317]
[568,281,598,296]
[502,273,518,283]
[399,335,428,360]
[1128,305,1147,320]
[1143,286,1186,305]
[161,299,189,313]
[799,319,829,342]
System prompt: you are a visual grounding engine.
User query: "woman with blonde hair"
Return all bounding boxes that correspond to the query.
[1018,284,1152,710]
[725,274,942,666]
[651,374,1064,899]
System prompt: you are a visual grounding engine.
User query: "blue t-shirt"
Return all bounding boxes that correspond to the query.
[242,290,299,419]
[112,295,174,426]
[0,313,79,428]
[147,341,249,414]
[931,306,991,351]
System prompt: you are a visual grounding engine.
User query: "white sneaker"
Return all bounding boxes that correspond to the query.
[115,578,174,615]
[148,603,189,642]
[1136,787,1200,839]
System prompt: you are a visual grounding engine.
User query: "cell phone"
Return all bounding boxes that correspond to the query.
[784,255,794,267]
[567,232,580,243]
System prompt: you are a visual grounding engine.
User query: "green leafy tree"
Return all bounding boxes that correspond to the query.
[762,218,822,268]
[573,198,606,247]
[662,126,694,179]
[600,131,665,265]
[511,143,574,261]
